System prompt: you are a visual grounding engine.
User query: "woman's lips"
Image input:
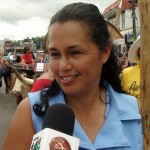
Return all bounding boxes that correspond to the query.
[60,75,78,84]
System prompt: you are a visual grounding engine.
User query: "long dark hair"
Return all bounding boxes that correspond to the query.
[33,2,122,116]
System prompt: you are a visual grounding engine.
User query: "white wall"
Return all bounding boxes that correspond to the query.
[119,7,140,33]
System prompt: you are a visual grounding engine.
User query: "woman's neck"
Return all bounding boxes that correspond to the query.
[65,86,106,114]
[65,87,106,143]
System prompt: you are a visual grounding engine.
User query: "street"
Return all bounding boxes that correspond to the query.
[0,78,17,149]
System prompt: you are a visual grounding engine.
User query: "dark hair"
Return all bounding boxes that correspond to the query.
[33,2,122,116]
[23,46,30,53]
[118,52,123,58]
[48,2,110,50]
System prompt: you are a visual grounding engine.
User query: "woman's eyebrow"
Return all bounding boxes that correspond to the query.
[49,47,57,51]
[66,45,82,50]
[67,45,77,49]
[49,45,81,51]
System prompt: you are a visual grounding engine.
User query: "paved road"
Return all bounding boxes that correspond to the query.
[0,78,17,149]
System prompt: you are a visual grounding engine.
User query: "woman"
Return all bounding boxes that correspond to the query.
[21,46,35,67]
[20,46,35,78]
[3,3,142,149]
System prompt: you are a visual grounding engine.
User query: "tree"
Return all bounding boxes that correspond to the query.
[139,0,150,149]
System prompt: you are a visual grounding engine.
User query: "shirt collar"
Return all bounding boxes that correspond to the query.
[106,81,141,121]
[73,93,131,149]
[48,90,66,105]
[48,86,140,149]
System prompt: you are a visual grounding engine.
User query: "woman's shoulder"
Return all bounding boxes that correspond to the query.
[106,82,141,120]
[113,91,141,120]
[16,97,32,117]
[28,90,41,107]
[6,97,33,131]
[115,92,138,107]
[2,97,35,149]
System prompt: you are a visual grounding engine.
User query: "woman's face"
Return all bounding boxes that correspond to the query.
[48,21,111,96]
[27,49,31,54]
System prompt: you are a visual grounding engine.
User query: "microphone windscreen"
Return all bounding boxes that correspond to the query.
[42,104,75,136]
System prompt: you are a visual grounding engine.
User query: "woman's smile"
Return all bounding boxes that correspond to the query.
[59,74,79,85]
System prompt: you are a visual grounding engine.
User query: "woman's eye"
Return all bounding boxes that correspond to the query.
[50,53,60,58]
[70,51,81,55]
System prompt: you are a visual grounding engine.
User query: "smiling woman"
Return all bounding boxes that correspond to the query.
[2,2,142,150]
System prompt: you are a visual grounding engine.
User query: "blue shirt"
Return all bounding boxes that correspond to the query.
[28,82,143,150]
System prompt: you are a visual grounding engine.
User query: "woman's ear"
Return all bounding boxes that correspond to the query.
[102,45,112,64]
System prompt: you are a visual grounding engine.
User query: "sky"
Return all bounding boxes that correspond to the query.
[0,0,116,41]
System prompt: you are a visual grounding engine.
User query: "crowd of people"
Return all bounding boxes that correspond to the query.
[0,46,50,93]
[120,36,141,107]
[2,2,142,150]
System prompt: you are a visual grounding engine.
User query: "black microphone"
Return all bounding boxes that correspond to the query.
[30,104,80,150]
[42,103,75,135]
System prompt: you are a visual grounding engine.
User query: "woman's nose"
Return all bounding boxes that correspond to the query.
[59,57,72,72]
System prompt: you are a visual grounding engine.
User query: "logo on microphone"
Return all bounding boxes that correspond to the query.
[49,137,71,150]
[30,136,41,150]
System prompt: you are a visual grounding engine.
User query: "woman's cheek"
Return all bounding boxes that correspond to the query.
[49,60,59,74]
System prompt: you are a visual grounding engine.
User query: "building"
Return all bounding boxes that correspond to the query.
[1,40,33,56]
[103,0,140,53]
[0,41,4,55]
[0,39,11,55]
[4,40,14,54]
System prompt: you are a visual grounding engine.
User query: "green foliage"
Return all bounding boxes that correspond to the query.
[12,41,21,46]
[12,36,46,49]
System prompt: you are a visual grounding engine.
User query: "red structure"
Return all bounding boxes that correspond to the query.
[103,0,138,14]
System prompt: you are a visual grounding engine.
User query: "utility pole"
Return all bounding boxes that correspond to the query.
[129,0,137,40]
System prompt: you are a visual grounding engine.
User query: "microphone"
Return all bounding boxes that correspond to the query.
[30,104,80,150]
[42,103,75,135]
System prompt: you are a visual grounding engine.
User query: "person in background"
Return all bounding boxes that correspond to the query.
[20,46,35,78]
[3,3,142,149]
[123,52,132,67]
[120,36,140,107]
[30,70,54,92]
[13,49,21,63]
[30,33,52,92]
[43,33,50,64]
[6,53,16,62]
[0,62,4,88]
[35,51,44,63]
[0,57,11,93]
[21,46,35,67]
[43,49,50,63]
[7,50,20,63]
[117,52,126,70]
[30,49,36,62]
[35,49,49,63]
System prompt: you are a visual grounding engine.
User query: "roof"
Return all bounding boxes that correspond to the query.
[103,0,120,14]
[103,0,138,15]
